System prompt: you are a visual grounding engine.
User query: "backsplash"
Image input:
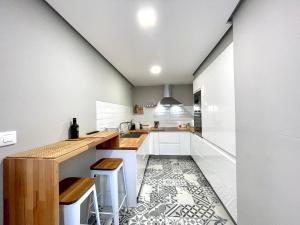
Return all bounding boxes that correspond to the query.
[133,105,193,127]
[96,101,193,129]
[96,101,132,131]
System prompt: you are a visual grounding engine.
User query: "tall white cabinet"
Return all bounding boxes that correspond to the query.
[192,43,237,222]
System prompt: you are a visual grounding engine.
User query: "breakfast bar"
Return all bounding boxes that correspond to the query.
[3,131,119,225]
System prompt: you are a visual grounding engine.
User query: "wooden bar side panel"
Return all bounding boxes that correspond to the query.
[96,135,120,149]
[4,158,59,225]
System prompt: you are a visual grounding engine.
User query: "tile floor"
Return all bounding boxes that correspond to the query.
[118,156,235,225]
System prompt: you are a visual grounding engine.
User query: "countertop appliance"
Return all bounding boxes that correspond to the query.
[194,91,202,137]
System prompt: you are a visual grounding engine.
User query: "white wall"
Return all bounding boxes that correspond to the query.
[0,0,132,223]
[194,43,236,156]
[233,0,300,224]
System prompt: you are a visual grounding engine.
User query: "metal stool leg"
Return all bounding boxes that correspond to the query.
[121,165,129,211]
[110,171,119,225]
[85,195,91,223]
[92,185,101,225]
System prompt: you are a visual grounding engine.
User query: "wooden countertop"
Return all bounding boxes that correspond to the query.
[150,127,194,132]
[97,133,148,150]
[119,134,148,150]
[130,127,194,133]
[96,127,194,151]
[7,131,119,163]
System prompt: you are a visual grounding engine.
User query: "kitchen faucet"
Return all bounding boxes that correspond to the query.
[119,121,131,135]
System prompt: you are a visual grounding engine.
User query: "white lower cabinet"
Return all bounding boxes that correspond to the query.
[136,135,150,195]
[191,133,237,222]
[159,143,180,155]
[151,132,191,155]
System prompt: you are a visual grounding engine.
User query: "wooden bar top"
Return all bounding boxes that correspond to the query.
[6,131,119,163]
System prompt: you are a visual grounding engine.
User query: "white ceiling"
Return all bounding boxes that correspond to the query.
[45,0,239,86]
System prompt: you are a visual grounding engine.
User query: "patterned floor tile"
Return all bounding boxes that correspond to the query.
[93,156,235,225]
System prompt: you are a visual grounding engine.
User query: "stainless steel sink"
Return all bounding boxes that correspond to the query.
[120,133,142,138]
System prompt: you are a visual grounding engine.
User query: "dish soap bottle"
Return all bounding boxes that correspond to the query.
[70,118,79,139]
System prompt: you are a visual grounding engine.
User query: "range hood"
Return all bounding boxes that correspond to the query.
[159,84,183,106]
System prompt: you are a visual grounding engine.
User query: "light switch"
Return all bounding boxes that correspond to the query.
[0,131,17,147]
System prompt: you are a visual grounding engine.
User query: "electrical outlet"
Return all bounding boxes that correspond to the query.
[0,131,17,147]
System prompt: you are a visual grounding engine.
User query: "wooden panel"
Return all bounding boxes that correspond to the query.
[4,158,59,225]
[59,177,95,205]
[96,135,120,149]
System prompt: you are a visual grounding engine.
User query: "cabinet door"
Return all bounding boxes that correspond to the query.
[191,133,197,157]
[159,132,180,143]
[152,133,160,155]
[179,132,191,155]
[159,143,181,155]
[149,133,153,155]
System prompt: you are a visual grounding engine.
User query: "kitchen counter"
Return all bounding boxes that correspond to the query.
[150,127,194,132]
[131,126,194,133]
[119,134,148,150]
[97,133,148,150]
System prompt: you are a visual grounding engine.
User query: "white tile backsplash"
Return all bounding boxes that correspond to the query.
[133,105,193,127]
[96,101,132,131]
[96,101,193,130]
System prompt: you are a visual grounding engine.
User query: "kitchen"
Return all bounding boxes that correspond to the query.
[1,1,299,225]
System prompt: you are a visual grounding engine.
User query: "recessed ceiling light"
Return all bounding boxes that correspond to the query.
[150,65,161,75]
[137,7,157,28]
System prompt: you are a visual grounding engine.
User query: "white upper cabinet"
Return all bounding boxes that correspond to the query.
[193,43,236,156]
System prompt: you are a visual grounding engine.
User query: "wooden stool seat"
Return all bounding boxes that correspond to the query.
[90,158,123,170]
[59,177,95,205]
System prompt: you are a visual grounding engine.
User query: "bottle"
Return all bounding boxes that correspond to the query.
[70,118,79,139]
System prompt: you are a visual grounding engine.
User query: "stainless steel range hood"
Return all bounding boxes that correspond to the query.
[159,84,183,106]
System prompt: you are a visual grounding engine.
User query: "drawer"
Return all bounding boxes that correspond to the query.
[158,132,180,143]
[159,143,180,155]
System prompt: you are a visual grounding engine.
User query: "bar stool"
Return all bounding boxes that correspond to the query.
[90,158,128,225]
[59,177,101,225]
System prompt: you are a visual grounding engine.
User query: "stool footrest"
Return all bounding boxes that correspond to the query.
[91,194,127,215]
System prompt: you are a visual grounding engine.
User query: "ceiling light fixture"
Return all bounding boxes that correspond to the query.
[150,65,161,75]
[137,7,157,28]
